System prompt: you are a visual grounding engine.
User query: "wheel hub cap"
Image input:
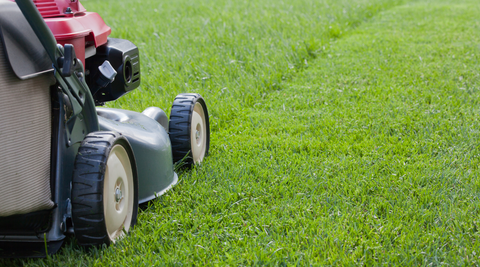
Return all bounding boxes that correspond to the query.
[190,102,207,163]
[104,144,134,242]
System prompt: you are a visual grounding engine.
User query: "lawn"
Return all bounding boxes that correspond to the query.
[5,0,480,265]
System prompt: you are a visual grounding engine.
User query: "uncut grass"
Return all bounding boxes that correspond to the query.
[8,0,480,265]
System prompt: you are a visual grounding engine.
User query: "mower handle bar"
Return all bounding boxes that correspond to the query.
[15,0,60,67]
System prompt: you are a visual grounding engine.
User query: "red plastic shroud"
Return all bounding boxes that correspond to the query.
[12,0,111,66]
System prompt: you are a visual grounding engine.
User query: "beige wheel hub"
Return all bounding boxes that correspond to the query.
[103,144,134,242]
[190,102,207,164]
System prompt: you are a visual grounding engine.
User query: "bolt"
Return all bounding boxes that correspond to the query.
[115,188,123,202]
[65,7,72,14]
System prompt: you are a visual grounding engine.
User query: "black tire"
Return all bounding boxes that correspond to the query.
[169,93,210,167]
[71,131,138,247]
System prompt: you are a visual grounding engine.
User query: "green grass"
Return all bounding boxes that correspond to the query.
[83,0,404,123]
[4,0,480,265]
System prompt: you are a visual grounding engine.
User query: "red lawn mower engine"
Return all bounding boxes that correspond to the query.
[27,0,141,104]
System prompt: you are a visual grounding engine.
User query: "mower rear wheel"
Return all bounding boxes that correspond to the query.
[71,132,138,247]
[169,93,210,166]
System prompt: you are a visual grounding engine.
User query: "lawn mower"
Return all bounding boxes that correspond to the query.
[0,0,210,257]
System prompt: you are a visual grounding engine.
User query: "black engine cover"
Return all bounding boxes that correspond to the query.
[86,38,140,103]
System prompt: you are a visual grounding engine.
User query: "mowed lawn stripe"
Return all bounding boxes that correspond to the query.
[229,0,480,264]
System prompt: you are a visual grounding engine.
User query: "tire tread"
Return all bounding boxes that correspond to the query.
[71,131,137,247]
[168,93,210,166]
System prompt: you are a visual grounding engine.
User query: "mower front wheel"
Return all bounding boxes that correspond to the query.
[72,132,138,247]
[169,93,210,167]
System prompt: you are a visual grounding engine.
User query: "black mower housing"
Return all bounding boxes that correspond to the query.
[86,38,141,104]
